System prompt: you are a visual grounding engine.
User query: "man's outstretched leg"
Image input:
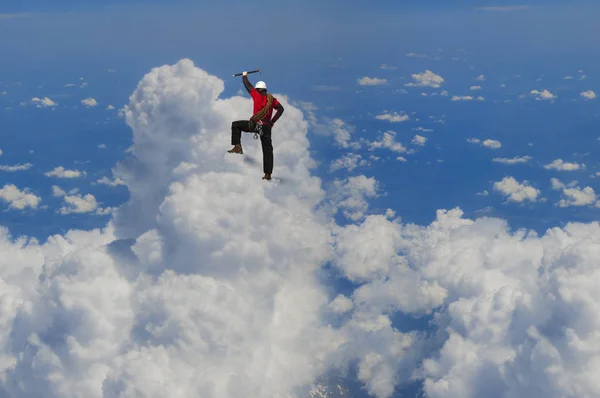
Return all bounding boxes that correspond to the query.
[260,130,273,180]
[228,120,253,154]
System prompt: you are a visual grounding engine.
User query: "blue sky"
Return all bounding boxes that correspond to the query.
[2,1,600,239]
[1,2,600,397]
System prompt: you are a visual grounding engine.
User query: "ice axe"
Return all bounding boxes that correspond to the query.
[232,68,261,77]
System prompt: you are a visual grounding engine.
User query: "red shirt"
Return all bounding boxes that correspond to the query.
[250,89,281,124]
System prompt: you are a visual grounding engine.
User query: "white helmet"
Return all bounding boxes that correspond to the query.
[255,81,267,90]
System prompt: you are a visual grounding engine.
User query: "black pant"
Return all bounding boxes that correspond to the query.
[231,120,273,174]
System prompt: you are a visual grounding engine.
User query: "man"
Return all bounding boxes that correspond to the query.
[228,71,284,181]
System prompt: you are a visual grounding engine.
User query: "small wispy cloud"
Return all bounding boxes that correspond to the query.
[0,163,33,172]
[477,6,531,12]
[492,156,532,165]
[312,85,340,91]
[0,13,32,19]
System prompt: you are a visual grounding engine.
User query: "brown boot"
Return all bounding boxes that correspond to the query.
[227,144,243,154]
[262,173,272,181]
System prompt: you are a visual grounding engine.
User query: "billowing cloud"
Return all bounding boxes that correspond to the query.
[5,58,600,398]
[493,176,540,203]
[328,175,380,222]
[405,70,444,88]
[0,183,41,209]
[357,77,387,86]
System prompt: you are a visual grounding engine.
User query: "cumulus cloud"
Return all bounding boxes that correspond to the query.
[52,185,113,215]
[81,97,98,107]
[45,166,86,178]
[482,139,502,149]
[544,159,584,171]
[580,90,596,100]
[357,77,387,86]
[330,153,370,172]
[411,135,427,146]
[550,178,598,207]
[493,176,540,203]
[97,176,126,187]
[530,89,557,100]
[329,118,360,149]
[31,96,57,107]
[328,175,380,222]
[5,58,600,398]
[0,183,41,209]
[365,131,407,153]
[468,138,501,149]
[405,70,444,88]
[375,111,409,123]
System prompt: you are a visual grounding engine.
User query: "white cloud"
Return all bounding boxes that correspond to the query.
[470,86,482,90]
[81,97,98,107]
[581,90,596,100]
[405,70,444,88]
[329,176,380,222]
[0,163,33,172]
[357,77,387,86]
[493,156,532,164]
[329,294,354,314]
[0,183,41,209]
[97,176,126,187]
[411,135,427,146]
[375,111,409,123]
[493,176,540,203]
[550,178,598,207]
[530,89,557,100]
[558,185,597,207]
[330,118,360,149]
[406,52,426,58]
[8,58,600,398]
[31,96,57,107]
[366,130,407,153]
[475,75,485,80]
[544,159,584,171]
[98,144,107,149]
[482,139,502,149]
[468,138,501,149]
[107,105,115,110]
[379,64,397,70]
[330,153,369,172]
[45,166,86,178]
[451,95,473,101]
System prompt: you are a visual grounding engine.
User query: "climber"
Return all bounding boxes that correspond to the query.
[228,71,284,181]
